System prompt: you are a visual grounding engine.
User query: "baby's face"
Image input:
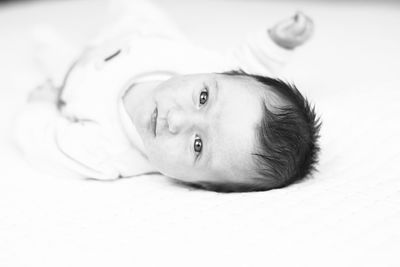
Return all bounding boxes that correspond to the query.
[125,73,264,184]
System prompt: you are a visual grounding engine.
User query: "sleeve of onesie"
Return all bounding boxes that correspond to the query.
[89,0,187,46]
[13,91,124,180]
[224,29,295,77]
[14,100,85,180]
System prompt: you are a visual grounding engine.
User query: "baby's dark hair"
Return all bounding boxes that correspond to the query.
[174,70,321,193]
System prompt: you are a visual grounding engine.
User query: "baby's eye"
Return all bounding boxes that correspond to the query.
[194,136,203,155]
[199,87,208,105]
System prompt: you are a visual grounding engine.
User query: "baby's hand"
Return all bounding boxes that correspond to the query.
[28,79,59,104]
[268,12,314,50]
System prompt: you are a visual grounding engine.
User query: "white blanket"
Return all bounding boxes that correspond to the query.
[1,1,399,266]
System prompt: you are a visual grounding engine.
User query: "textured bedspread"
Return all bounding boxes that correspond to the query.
[1,1,399,266]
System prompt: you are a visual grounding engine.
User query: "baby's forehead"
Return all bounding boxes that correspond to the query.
[218,73,285,104]
[204,75,266,181]
[210,130,259,181]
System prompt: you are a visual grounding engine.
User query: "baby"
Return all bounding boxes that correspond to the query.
[17,0,321,193]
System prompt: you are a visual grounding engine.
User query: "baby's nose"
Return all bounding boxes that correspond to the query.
[167,107,192,134]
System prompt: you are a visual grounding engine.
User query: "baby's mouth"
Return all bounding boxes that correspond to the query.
[151,106,158,137]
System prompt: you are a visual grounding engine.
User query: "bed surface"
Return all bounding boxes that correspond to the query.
[1,1,399,266]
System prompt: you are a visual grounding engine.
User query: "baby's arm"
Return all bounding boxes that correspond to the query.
[226,12,314,75]
[90,0,186,46]
[26,80,60,104]
[21,80,156,180]
[14,81,83,179]
[16,82,118,180]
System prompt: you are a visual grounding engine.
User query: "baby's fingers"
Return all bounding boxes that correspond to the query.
[269,11,314,49]
[288,12,314,38]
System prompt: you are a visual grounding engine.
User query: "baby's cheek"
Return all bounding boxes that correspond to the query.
[145,138,193,178]
[154,155,192,179]
[146,147,177,175]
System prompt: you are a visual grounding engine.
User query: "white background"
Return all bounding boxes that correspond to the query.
[1,1,400,266]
